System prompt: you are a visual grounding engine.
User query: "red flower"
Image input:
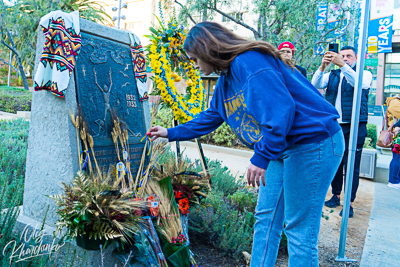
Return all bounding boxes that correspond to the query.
[174,191,183,199]
[178,198,190,215]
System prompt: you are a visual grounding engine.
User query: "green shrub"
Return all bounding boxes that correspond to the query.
[189,192,255,259]
[0,119,29,187]
[0,86,32,113]
[152,106,173,129]
[193,157,243,196]
[199,122,242,148]
[0,174,24,266]
[0,119,27,265]
[228,188,258,213]
[365,124,377,149]
[209,122,238,147]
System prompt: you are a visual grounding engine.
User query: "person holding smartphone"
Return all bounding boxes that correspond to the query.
[311,46,373,218]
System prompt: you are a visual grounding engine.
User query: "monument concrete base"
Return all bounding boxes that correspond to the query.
[13,206,122,267]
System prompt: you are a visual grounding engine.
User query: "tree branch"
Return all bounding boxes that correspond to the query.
[293,21,312,44]
[204,3,261,39]
[174,0,197,24]
[273,10,286,35]
[296,21,350,59]
[0,56,18,73]
[23,29,35,51]
[0,1,29,90]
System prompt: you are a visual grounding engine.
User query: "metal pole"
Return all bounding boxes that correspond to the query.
[117,0,122,29]
[195,138,209,178]
[7,51,13,86]
[173,119,181,164]
[348,0,357,47]
[206,79,211,108]
[335,0,370,262]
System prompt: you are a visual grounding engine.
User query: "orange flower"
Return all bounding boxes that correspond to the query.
[178,198,190,215]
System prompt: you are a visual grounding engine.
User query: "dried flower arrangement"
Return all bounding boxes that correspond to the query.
[151,151,210,216]
[48,114,148,250]
[48,171,146,245]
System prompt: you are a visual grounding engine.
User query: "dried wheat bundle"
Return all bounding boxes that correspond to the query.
[79,122,93,175]
[134,102,161,193]
[69,113,82,171]
[145,179,182,243]
[136,140,166,196]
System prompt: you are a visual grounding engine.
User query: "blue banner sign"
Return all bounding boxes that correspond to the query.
[366,0,394,53]
[314,2,347,55]
[367,16,393,53]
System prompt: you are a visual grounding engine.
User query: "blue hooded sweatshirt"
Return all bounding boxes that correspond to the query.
[168,50,341,170]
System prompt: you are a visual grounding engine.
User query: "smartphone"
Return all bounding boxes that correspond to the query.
[328,43,339,54]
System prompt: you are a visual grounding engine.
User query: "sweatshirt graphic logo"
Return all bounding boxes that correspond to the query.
[224,91,263,146]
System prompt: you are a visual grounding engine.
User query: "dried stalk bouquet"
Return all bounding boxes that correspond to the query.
[145,178,182,243]
[49,171,147,244]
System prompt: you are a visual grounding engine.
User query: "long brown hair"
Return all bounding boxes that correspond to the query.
[184,21,293,73]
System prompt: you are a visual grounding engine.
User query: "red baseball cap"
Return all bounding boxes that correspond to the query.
[278,42,295,55]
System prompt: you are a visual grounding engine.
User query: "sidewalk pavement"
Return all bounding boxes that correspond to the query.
[0,111,30,120]
[171,141,251,179]
[360,183,400,266]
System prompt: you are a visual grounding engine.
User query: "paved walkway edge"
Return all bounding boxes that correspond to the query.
[180,141,253,158]
[360,183,400,266]
[0,110,31,119]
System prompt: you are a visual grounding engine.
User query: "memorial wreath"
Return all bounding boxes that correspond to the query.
[146,20,206,123]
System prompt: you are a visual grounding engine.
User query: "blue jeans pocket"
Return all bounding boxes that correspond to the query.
[331,132,345,157]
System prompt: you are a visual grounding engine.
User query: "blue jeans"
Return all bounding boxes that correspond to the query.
[389,151,400,184]
[250,131,344,267]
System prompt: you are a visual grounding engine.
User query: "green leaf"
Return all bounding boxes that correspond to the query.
[149,27,159,35]
[144,35,158,41]
[153,14,165,30]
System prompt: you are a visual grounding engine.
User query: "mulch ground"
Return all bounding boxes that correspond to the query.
[189,232,246,267]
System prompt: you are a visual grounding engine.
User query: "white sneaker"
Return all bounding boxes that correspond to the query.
[388,183,400,190]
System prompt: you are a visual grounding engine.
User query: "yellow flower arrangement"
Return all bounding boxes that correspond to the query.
[146,22,206,123]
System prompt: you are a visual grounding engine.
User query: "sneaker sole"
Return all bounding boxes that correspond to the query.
[388,183,400,190]
[324,203,340,208]
[339,213,353,218]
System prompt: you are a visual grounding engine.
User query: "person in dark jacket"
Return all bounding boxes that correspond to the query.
[311,46,372,218]
[149,22,344,266]
[278,41,307,77]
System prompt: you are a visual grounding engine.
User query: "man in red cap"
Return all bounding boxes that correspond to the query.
[278,41,307,77]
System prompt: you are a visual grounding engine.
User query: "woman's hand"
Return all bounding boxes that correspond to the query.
[148,126,168,141]
[247,163,266,187]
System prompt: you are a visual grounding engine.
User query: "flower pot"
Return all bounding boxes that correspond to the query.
[76,234,108,251]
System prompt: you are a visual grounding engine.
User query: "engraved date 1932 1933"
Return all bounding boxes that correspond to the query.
[126,94,137,108]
